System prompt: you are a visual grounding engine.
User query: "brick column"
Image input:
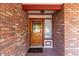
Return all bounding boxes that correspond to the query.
[64,3,79,56]
[0,4,29,56]
[53,10,64,56]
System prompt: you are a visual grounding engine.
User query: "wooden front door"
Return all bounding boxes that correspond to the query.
[30,19,43,47]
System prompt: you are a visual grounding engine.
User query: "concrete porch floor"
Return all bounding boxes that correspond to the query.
[26,48,58,56]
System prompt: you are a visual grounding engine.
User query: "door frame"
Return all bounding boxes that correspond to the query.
[29,18,44,47]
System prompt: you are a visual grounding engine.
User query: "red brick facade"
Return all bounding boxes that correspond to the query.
[64,3,79,56]
[0,4,29,56]
[53,10,64,56]
[0,3,79,56]
[53,3,79,56]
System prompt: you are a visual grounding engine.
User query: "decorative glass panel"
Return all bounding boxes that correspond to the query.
[44,19,52,38]
[32,21,41,33]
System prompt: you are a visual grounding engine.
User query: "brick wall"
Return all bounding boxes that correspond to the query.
[53,10,64,56]
[1,3,79,56]
[64,3,79,56]
[0,4,29,56]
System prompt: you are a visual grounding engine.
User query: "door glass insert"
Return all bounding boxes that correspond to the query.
[32,21,41,33]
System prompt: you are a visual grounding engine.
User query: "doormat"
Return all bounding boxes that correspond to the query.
[28,48,43,53]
